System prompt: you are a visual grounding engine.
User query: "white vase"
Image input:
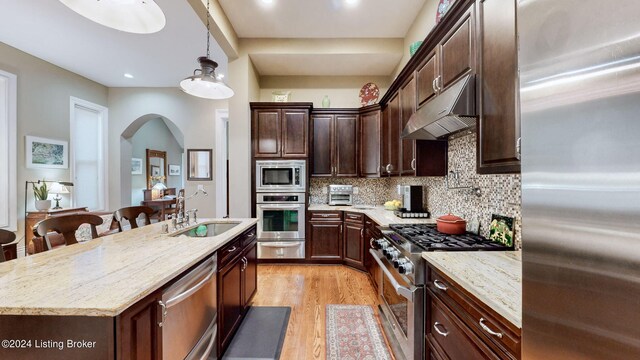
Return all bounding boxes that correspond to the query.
[35,200,51,211]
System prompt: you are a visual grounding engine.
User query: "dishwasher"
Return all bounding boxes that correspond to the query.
[159,254,217,360]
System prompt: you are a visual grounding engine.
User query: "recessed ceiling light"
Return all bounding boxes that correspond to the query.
[345,0,359,7]
[261,0,274,4]
[59,0,166,34]
[124,73,134,79]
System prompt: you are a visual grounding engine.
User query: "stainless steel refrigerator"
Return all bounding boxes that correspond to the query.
[519,0,640,358]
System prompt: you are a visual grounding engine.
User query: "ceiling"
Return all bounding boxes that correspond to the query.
[0,0,228,87]
[219,0,427,38]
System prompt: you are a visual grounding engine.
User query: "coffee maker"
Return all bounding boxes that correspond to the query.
[401,185,423,212]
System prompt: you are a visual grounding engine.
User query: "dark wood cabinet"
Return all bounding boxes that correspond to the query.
[251,103,312,159]
[343,212,365,270]
[400,76,417,176]
[218,226,257,355]
[440,7,476,91]
[218,253,244,353]
[359,106,382,177]
[253,109,281,158]
[476,0,520,174]
[307,211,343,261]
[381,94,401,176]
[242,240,258,308]
[426,264,521,360]
[311,110,359,177]
[118,290,162,360]
[417,49,439,108]
[364,217,382,292]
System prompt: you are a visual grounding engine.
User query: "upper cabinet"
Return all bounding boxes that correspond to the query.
[476,0,520,173]
[251,103,312,159]
[416,6,475,111]
[359,106,382,177]
[311,109,359,177]
[400,76,417,176]
[381,95,401,176]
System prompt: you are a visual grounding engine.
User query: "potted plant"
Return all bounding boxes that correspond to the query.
[33,180,51,211]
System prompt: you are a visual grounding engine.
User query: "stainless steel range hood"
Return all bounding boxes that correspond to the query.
[401,74,476,140]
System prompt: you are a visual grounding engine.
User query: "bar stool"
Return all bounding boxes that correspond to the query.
[113,206,155,232]
[0,229,17,262]
[33,214,104,251]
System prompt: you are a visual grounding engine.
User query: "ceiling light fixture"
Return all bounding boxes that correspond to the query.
[58,0,166,34]
[345,0,359,7]
[179,0,234,100]
[124,73,134,79]
[261,0,273,3]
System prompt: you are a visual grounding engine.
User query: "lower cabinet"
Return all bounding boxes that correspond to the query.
[117,290,162,360]
[218,226,258,356]
[308,211,343,261]
[426,264,521,360]
[343,212,365,270]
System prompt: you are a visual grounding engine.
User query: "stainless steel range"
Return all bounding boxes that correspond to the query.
[370,223,513,360]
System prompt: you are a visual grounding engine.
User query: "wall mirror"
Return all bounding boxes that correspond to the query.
[146,149,167,189]
[187,149,212,181]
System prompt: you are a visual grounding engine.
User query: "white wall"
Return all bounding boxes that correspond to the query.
[129,118,184,206]
[393,0,439,78]
[108,88,228,218]
[0,42,108,252]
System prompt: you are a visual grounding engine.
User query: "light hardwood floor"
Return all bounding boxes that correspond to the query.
[251,264,392,360]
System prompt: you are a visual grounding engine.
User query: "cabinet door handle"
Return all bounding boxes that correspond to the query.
[360,228,364,238]
[411,158,416,170]
[479,318,503,338]
[433,322,449,337]
[433,279,448,291]
[432,78,438,93]
[516,137,522,160]
[385,164,393,173]
[158,300,167,328]
[437,75,443,91]
[227,246,237,253]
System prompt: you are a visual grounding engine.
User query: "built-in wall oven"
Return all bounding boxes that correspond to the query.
[255,160,306,193]
[256,192,305,259]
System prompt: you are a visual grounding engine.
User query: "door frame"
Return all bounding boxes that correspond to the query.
[215,109,229,217]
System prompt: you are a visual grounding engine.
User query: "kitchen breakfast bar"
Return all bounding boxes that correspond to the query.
[0,218,258,360]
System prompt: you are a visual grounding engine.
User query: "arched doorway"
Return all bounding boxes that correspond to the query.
[120,114,185,207]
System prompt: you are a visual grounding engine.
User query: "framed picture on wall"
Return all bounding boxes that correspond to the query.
[187,149,212,181]
[169,165,181,176]
[151,165,161,177]
[131,158,143,175]
[26,136,68,169]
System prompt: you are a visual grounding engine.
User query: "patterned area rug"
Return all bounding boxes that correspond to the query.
[326,305,392,360]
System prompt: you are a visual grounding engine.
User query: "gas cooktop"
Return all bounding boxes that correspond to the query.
[387,223,512,252]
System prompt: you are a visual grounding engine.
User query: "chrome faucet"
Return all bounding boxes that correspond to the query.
[175,188,208,228]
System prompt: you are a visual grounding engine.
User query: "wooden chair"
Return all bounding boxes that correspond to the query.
[33,214,104,251]
[113,206,155,231]
[0,229,17,262]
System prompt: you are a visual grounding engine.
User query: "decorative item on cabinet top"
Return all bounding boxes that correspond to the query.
[436,0,456,23]
[359,83,379,106]
[272,91,291,102]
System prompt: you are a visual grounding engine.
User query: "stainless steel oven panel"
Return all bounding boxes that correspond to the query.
[370,249,424,360]
[256,192,306,204]
[256,203,305,240]
[257,241,305,259]
[256,160,306,192]
[185,319,217,360]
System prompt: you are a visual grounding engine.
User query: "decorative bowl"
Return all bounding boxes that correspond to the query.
[409,41,423,56]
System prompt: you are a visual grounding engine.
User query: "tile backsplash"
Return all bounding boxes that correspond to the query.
[309,133,522,248]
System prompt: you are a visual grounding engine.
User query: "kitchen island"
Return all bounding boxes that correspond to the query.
[0,218,258,360]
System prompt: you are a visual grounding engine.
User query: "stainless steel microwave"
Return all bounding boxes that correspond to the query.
[255,160,306,192]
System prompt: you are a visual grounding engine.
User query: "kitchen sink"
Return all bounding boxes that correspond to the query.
[173,221,241,237]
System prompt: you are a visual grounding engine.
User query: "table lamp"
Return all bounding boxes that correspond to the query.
[49,182,70,210]
[152,182,167,200]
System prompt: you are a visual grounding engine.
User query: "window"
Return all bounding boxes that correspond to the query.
[0,69,17,231]
[70,97,108,211]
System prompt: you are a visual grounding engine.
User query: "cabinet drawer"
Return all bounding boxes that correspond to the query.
[428,296,492,360]
[239,225,257,248]
[344,212,364,224]
[309,211,342,221]
[219,238,242,267]
[427,266,521,359]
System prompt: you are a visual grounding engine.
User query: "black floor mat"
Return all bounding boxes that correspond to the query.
[222,306,291,360]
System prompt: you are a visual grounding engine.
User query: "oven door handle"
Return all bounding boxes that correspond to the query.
[257,205,303,209]
[259,242,301,248]
[369,249,416,301]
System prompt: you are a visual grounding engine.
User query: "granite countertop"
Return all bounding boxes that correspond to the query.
[0,218,258,317]
[307,204,436,227]
[422,251,522,328]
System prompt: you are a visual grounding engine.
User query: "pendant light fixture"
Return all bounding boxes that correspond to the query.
[59,0,166,34]
[180,0,234,100]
